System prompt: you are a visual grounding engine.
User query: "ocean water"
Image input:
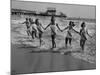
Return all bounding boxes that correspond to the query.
[11,15,96,44]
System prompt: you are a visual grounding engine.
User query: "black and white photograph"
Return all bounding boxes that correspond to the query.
[11,0,96,74]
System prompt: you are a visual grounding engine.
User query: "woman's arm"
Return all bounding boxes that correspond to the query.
[62,26,69,32]
[44,23,51,30]
[72,28,80,35]
[40,23,45,30]
[86,29,92,38]
[56,23,62,32]
[19,21,26,24]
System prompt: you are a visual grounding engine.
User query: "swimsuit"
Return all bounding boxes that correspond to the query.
[80,29,87,40]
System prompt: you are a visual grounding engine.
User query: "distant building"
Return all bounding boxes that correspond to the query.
[46,7,56,15]
[11,8,36,15]
[11,9,24,15]
[11,8,66,18]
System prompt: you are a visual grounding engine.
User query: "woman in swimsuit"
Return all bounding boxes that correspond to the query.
[29,18,37,39]
[73,22,92,51]
[45,16,60,49]
[21,18,31,36]
[35,19,45,47]
[57,21,75,48]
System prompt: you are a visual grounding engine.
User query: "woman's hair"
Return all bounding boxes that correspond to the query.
[72,22,75,27]
[26,18,28,21]
[68,21,75,30]
[35,19,39,25]
[69,21,75,27]
[51,15,55,25]
[81,22,85,28]
[29,18,32,22]
[69,21,72,26]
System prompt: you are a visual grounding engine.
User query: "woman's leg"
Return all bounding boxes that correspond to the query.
[31,31,34,39]
[26,27,29,36]
[27,29,31,37]
[38,33,41,46]
[40,33,43,46]
[35,31,37,38]
[69,38,72,46]
[54,35,56,48]
[81,40,86,50]
[51,35,54,48]
[80,39,83,50]
[65,37,68,47]
[51,34,56,48]
[29,30,32,36]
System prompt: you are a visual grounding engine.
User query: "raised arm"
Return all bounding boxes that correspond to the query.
[86,29,92,38]
[19,21,26,24]
[72,28,80,35]
[40,23,45,30]
[62,26,69,32]
[56,23,62,32]
[45,23,51,30]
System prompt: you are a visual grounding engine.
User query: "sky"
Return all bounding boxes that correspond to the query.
[11,0,96,19]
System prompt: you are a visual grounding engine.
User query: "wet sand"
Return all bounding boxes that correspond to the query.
[11,44,96,74]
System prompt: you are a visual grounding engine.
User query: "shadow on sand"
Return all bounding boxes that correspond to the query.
[28,47,81,55]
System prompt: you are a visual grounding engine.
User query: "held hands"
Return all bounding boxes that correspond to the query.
[56,23,63,32]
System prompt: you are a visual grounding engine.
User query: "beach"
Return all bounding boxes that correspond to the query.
[11,15,96,74]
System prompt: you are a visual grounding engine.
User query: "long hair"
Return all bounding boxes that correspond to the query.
[69,21,72,26]
[69,21,74,29]
[81,22,85,28]
[35,19,39,25]
[29,18,32,23]
[26,18,28,21]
